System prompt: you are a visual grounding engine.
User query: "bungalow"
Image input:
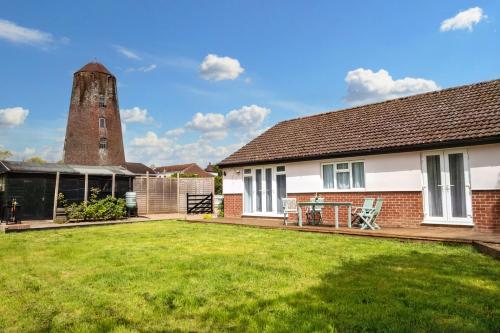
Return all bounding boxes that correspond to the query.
[218,79,500,232]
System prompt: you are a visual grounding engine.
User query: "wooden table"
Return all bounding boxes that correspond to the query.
[297,202,353,228]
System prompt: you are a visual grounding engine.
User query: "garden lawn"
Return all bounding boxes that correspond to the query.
[0,221,498,333]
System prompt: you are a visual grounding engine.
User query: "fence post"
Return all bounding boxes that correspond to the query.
[146,171,150,214]
[84,173,88,204]
[111,173,116,198]
[177,172,180,214]
[52,171,60,222]
[211,193,214,214]
[186,193,189,214]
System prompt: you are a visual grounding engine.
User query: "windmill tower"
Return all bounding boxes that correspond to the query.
[63,62,126,166]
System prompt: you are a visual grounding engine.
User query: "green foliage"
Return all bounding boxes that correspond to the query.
[25,156,47,163]
[169,172,200,178]
[217,198,224,217]
[0,222,498,332]
[66,188,126,221]
[214,175,222,195]
[0,149,12,160]
[57,193,67,208]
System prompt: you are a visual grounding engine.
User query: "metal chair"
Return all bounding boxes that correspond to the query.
[282,198,298,226]
[357,198,383,230]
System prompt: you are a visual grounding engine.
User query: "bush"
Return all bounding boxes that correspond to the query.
[66,188,126,222]
[218,198,224,217]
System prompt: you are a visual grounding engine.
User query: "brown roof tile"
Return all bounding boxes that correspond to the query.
[76,62,112,76]
[155,163,214,177]
[219,79,500,167]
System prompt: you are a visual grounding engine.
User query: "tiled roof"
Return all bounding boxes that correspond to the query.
[76,62,112,75]
[125,162,156,175]
[219,78,500,167]
[155,163,214,177]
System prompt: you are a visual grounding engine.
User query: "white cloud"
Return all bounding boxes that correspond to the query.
[115,45,141,60]
[0,19,53,46]
[345,68,440,105]
[121,107,154,124]
[126,64,157,73]
[200,131,228,141]
[186,112,226,131]
[0,107,29,127]
[165,127,185,137]
[127,130,242,166]
[184,105,270,142]
[440,7,486,32]
[226,105,270,128]
[200,54,244,81]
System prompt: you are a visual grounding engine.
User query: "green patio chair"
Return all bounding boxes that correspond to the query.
[351,198,375,226]
[357,198,383,230]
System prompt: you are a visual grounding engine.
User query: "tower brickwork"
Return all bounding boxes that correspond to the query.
[63,62,126,166]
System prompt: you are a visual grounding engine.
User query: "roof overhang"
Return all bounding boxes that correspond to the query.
[218,136,500,168]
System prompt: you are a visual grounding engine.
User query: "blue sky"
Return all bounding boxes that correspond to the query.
[0,1,498,167]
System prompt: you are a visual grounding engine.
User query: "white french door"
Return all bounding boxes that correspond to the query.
[422,150,473,225]
[243,166,286,216]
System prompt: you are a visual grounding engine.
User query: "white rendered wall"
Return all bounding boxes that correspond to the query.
[468,143,500,190]
[222,143,500,194]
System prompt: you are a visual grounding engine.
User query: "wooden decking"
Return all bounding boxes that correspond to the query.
[189,217,500,245]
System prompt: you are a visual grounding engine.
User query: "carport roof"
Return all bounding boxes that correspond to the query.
[0,160,135,176]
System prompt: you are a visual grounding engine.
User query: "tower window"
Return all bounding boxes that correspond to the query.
[99,95,106,107]
[99,138,108,149]
[99,117,106,128]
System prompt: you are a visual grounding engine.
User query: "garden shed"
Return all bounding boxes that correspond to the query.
[0,161,134,220]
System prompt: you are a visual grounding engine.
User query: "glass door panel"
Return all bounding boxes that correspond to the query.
[276,174,286,214]
[265,168,272,212]
[447,153,467,218]
[255,169,262,212]
[425,155,444,217]
[244,176,253,213]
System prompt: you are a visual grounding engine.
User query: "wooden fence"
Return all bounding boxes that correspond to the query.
[133,174,214,214]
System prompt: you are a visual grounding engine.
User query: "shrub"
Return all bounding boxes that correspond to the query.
[66,188,126,222]
[218,198,224,217]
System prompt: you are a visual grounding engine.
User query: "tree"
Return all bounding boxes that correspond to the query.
[210,164,223,195]
[25,156,47,163]
[0,150,13,160]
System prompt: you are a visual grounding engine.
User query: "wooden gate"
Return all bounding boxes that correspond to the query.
[186,193,213,214]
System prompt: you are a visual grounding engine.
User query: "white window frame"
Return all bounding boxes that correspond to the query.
[99,117,106,128]
[242,164,286,217]
[320,160,366,191]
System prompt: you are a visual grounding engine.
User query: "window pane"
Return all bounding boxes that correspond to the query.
[243,169,251,174]
[256,169,262,212]
[322,164,334,189]
[448,153,466,218]
[336,163,348,170]
[244,177,253,213]
[337,171,350,189]
[276,174,286,213]
[352,162,365,188]
[277,166,285,172]
[426,155,443,217]
[265,168,272,212]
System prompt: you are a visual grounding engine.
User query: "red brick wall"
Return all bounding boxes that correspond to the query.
[287,192,423,228]
[472,190,500,232]
[224,194,243,218]
[222,190,500,232]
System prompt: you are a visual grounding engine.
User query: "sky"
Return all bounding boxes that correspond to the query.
[0,1,498,167]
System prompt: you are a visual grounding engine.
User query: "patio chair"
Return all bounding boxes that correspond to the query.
[282,198,298,226]
[306,197,324,225]
[357,198,383,230]
[351,197,375,226]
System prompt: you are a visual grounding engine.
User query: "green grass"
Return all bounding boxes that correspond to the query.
[0,221,498,333]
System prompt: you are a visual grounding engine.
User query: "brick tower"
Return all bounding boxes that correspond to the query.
[63,62,126,166]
